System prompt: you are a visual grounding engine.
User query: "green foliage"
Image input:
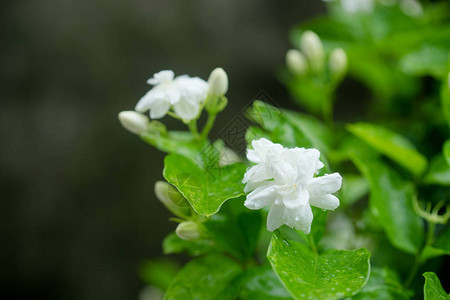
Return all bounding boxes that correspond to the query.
[164,254,242,300]
[423,272,450,300]
[347,122,427,176]
[163,153,246,216]
[351,151,424,254]
[267,231,371,300]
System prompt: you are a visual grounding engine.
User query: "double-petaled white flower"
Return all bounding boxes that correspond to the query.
[242,138,342,233]
[136,70,208,121]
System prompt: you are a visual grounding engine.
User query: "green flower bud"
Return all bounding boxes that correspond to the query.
[286,49,307,76]
[206,95,228,114]
[176,221,201,241]
[118,111,149,135]
[300,30,324,73]
[208,67,228,96]
[148,120,167,135]
[154,181,190,218]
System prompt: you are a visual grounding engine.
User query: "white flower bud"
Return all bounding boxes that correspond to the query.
[154,181,190,218]
[300,30,324,72]
[286,49,307,75]
[118,111,149,135]
[329,48,348,80]
[176,221,201,241]
[208,67,228,96]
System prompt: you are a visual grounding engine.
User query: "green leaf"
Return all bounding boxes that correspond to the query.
[141,131,208,159]
[239,265,291,300]
[442,76,450,128]
[352,267,412,300]
[163,154,246,216]
[423,154,450,186]
[443,140,450,166]
[204,197,262,261]
[162,232,215,256]
[139,259,180,291]
[399,46,448,78]
[350,151,424,254]
[164,254,242,300]
[422,227,450,261]
[341,174,369,206]
[347,122,428,176]
[423,272,450,300]
[267,231,370,300]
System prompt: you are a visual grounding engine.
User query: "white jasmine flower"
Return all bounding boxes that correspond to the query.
[286,49,308,75]
[300,31,324,72]
[136,70,208,121]
[243,138,342,233]
[208,67,228,96]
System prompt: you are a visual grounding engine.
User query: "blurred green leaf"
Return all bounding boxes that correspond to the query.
[422,226,450,261]
[204,197,262,261]
[164,254,242,300]
[444,140,450,166]
[267,231,370,300]
[399,46,448,78]
[163,154,246,216]
[341,174,369,206]
[423,154,450,186]
[238,264,291,300]
[162,232,215,256]
[423,272,450,300]
[442,78,450,128]
[352,267,412,300]
[348,122,427,176]
[351,151,424,254]
[139,259,180,291]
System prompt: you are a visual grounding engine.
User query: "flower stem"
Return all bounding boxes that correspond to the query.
[200,112,217,139]
[188,119,200,139]
[308,234,318,255]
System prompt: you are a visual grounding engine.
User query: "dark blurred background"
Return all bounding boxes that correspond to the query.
[0,1,326,299]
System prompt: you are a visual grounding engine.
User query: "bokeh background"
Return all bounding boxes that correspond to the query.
[0,1,329,299]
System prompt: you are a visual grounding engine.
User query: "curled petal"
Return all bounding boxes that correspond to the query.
[242,164,270,184]
[244,185,276,210]
[173,99,199,120]
[307,173,342,198]
[283,189,309,209]
[149,99,170,119]
[310,194,340,211]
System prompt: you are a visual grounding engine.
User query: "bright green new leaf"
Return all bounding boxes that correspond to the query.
[423,154,450,186]
[423,272,450,300]
[351,151,424,254]
[238,265,291,300]
[267,231,370,300]
[164,254,242,300]
[347,122,427,176]
[352,267,412,300]
[163,154,246,216]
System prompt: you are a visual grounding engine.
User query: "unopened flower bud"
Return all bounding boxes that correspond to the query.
[329,48,348,80]
[208,67,228,96]
[300,30,324,72]
[155,181,190,218]
[118,111,149,135]
[148,120,167,135]
[286,49,307,75]
[176,221,201,241]
[206,95,228,114]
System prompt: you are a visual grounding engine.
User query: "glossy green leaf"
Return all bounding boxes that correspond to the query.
[352,267,412,300]
[267,231,370,300]
[423,272,450,300]
[348,122,427,176]
[239,265,291,300]
[163,154,246,216]
[204,197,262,261]
[162,232,215,256]
[351,151,424,254]
[164,254,242,300]
[423,154,450,186]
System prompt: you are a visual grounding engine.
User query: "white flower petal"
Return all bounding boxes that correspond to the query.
[242,164,270,184]
[173,99,199,120]
[244,185,276,210]
[267,203,285,231]
[247,149,262,164]
[149,99,170,119]
[293,205,313,234]
[283,189,309,209]
[310,194,340,211]
[307,173,342,198]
